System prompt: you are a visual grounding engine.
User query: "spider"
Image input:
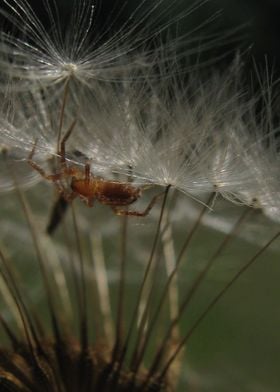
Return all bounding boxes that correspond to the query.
[27,125,164,232]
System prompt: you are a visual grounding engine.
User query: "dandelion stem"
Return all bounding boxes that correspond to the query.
[0,249,36,355]
[148,205,252,378]
[112,214,128,362]
[91,231,114,344]
[57,78,70,154]
[9,160,63,346]
[131,192,215,373]
[62,219,84,331]
[70,204,88,352]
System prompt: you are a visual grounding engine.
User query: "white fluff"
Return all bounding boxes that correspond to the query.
[0,1,279,222]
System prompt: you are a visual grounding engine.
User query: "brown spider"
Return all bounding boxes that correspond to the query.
[27,126,163,225]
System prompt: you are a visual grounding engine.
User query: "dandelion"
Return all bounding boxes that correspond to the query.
[0,1,280,391]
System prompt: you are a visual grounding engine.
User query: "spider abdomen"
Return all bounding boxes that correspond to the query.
[71,177,141,206]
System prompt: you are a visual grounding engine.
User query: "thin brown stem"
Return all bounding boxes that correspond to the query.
[57,78,70,154]
[148,206,251,379]
[116,185,171,371]
[112,214,128,362]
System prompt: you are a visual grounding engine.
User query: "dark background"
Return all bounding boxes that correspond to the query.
[6,0,280,70]
[2,0,280,71]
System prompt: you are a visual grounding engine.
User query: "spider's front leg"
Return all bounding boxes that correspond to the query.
[28,140,77,203]
[28,140,61,182]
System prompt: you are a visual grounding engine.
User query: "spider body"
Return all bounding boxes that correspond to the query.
[71,172,141,207]
[27,126,163,226]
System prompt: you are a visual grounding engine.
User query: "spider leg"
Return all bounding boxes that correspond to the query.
[60,119,77,165]
[28,141,61,181]
[85,163,91,184]
[78,194,94,207]
[111,190,165,217]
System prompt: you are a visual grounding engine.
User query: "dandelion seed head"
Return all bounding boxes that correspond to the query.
[0,0,200,91]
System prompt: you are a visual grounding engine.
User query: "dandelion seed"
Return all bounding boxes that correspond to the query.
[0,0,142,88]
[0,0,210,92]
